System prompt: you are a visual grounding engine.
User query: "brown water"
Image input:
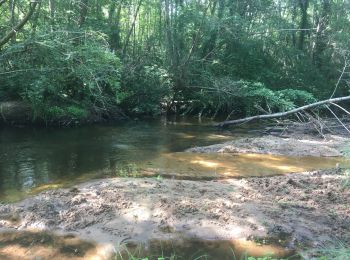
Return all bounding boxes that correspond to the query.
[142,152,347,179]
[0,117,347,202]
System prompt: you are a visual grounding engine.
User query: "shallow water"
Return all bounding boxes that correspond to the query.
[0,117,347,202]
[143,152,347,179]
[0,231,300,260]
[116,238,300,260]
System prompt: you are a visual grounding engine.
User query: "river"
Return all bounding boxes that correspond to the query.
[0,117,346,202]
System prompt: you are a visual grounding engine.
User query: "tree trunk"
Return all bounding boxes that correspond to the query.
[164,0,174,67]
[201,0,225,59]
[298,0,309,50]
[0,0,40,49]
[122,0,143,57]
[108,2,122,52]
[216,95,350,127]
[313,0,331,68]
[78,0,88,28]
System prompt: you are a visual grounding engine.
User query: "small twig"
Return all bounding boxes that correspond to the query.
[330,102,350,116]
[330,58,348,98]
[326,106,350,135]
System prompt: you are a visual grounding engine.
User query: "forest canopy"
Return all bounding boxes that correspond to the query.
[0,0,349,124]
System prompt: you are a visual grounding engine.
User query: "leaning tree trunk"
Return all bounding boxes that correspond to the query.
[216,95,350,127]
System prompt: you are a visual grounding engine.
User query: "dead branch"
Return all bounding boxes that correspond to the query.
[216,95,350,127]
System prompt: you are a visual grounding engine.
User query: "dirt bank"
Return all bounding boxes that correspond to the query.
[187,134,349,157]
[0,169,349,258]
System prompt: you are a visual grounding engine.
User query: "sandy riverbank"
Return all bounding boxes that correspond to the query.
[0,168,349,259]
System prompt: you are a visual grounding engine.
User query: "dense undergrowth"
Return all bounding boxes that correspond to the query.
[0,0,349,124]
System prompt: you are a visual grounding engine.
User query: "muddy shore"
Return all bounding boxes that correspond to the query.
[0,129,349,259]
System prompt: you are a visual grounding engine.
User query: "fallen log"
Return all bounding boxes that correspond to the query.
[215,95,350,127]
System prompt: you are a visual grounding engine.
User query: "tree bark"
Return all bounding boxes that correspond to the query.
[122,0,142,57]
[313,0,331,68]
[0,0,40,49]
[216,95,350,127]
[298,0,309,50]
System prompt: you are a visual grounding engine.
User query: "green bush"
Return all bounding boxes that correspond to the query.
[186,77,316,118]
[121,64,174,115]
[0,31,122,122]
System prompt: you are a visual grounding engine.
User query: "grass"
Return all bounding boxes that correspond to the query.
[303,240,350,260]
[340,169,350,189]
[113,242,295,260]
[341,142,350,189]
[116,163,141,177]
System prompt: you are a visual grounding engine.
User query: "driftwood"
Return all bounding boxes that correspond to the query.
[216,95,350,127]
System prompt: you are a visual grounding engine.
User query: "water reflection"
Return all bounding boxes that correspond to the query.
[0,118,347,202]
[0,118,233,201]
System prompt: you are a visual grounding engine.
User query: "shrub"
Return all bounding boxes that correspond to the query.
[187,77,316,119]
[121,64,174,115]
[0,30,122,123]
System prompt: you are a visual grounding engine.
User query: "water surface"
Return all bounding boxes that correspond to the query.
[0,118,346,202]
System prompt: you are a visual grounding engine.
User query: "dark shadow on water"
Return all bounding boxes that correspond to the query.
[0,118,235,202]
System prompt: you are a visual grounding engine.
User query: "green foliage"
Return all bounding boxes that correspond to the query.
[121,64,174,115]
[45,105,88,121]
[0,0,349,122]
[116,163,140,177]
[0,31,122,123]
[307,241,350,260]
[187,78,316,119]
